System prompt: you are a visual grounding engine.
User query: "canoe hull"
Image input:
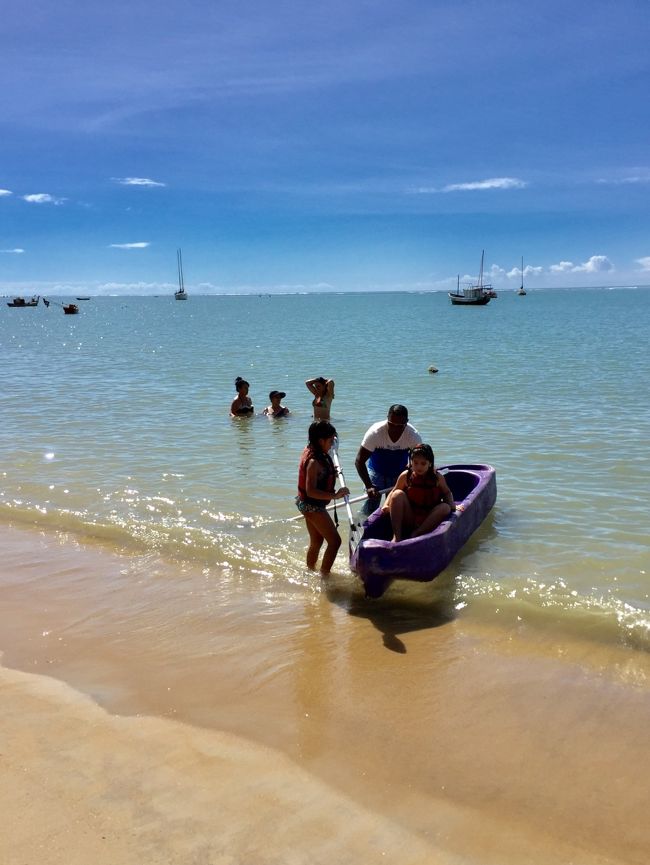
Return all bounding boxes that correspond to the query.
[350,464,497,598]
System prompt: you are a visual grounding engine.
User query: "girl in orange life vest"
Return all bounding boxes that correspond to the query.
[296,421,350,574]
[383,443,455,542]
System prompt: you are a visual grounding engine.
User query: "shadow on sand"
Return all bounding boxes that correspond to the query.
[325,571,459,654]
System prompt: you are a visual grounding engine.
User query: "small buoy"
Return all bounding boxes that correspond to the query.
[428,365,438,374]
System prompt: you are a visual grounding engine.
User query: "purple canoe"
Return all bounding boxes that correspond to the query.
[350,464,497,598]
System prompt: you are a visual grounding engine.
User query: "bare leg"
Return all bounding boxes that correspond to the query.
[305,518,324,570]
[305,510,342,574]
[411,503,452,538]
[387,489,414,542]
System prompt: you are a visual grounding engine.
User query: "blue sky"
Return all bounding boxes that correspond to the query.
[1,0,650,294]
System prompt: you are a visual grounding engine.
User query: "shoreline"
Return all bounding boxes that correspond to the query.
[2,523,650,864]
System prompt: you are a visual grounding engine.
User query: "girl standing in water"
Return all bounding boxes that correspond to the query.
[296,421,349,574]
[230,377,254,417]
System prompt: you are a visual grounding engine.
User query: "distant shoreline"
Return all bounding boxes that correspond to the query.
[3,284,650,298]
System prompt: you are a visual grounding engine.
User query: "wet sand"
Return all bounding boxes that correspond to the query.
[1,525,649,865]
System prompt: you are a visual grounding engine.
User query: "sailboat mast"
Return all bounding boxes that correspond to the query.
[478,249,485,288]
[177,248,185,292]
[521,256,524,290]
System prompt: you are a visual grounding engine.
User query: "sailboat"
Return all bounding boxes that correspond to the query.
[449,251,492,305]
[175,248,188,300]
[517,257,527,295]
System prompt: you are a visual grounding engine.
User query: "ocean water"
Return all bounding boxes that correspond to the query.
[2,288,649,649]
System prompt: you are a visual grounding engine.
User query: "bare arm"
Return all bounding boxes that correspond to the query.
[437,473,456,511]
[355,446,374,490]
[305,378,320,396]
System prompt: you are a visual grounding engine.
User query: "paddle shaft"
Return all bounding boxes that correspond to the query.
[330,443,355,529]
[287,486,391,522]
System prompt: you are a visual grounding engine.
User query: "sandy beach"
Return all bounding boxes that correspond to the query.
[1,524,650,865]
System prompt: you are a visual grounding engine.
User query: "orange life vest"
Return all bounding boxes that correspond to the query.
[406,472,444,525]
[297,446,335,506]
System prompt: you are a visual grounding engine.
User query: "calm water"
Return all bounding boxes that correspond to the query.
[2,288,649,648]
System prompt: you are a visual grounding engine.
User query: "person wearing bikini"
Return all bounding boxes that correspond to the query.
[305,376,334,420]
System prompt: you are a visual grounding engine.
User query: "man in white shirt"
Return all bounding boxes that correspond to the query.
[355,404,422,514]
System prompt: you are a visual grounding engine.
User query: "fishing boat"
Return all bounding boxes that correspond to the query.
[350,463,497,599]
[7,295,39,307]
[517,257,527,295]
[76,296,91,301]
[175,248,188,300]
[448,252,492,305]
[63,303,79,315]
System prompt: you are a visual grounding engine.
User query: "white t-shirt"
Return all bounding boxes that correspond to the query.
[361,420,422,478]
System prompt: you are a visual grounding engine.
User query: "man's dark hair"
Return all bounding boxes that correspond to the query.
[387,404,408,420]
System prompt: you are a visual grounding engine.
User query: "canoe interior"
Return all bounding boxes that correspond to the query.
[352,464,497,598]
[360,468,482,543]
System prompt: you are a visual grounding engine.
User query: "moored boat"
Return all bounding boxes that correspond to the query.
[350,463,497,598]
[63,303,79,315]
[7,295,39,307]
[175,248,188,299]
[449,252,492,305]
[517,256,527,295]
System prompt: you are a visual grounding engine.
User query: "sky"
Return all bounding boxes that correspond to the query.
[1,0,650,295]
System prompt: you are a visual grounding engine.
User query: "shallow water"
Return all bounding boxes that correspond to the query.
[1,287,649,648]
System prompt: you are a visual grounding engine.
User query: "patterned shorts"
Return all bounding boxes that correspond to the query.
[295,496,326,514]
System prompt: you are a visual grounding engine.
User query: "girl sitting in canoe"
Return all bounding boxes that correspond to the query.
[230,377,254,417]
[383,443,455,542]
[305,376,335,420]
[296,421,349,574]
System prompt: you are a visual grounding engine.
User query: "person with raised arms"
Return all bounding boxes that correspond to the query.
[305,376,335,420]
[355,404,422,514]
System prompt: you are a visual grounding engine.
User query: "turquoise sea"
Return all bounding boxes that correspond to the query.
[2,287,649,649]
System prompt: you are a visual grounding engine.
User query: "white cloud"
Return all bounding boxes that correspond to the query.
[597,170,650,185]
[572,255,613,273]
[114,177,166,187]
[407,186,439,194]
[443,177,527,192]
[0,189,12,197]
[506,264,543,279]
[620,176,650,184]
[23,193,65,205]
[0,248,25,254]
[489,264,506,278]
[636,256,650,272]
[550,260,574,273]
[109,242,150,249]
